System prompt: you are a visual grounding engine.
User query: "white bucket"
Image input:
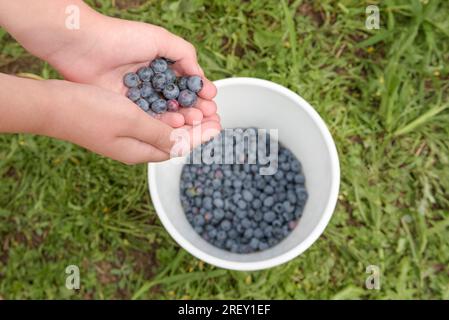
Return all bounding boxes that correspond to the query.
[148,77,340,271]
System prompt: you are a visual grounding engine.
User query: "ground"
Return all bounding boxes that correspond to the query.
[0,0,448,299]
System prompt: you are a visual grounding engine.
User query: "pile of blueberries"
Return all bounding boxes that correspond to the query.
[123,57,203,115]
[180,129,308,254]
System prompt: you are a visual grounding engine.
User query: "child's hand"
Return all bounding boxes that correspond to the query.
[46,16,219,128]
[0,73,221,164]
[42,80,221,164]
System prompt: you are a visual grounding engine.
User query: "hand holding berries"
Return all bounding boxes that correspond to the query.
[124,58,206,117]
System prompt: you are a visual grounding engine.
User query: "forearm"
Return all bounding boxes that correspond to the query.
[0,0,101,63]
[0,73,55,134]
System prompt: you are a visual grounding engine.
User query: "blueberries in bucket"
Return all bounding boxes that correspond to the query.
[180,128,308,254]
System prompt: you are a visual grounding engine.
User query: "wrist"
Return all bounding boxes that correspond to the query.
[0,74,54,135]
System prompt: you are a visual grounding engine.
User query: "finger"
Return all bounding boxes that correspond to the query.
[187,120,222,149]
[114,137,169,164]
[154,27,201,76]
[157,111,185,128]
[197,77,217,100]
[178,107,203,125]
[170,121,222,157]
[130,114,175,153]
[204,113,220,123]
[195,98,217,117]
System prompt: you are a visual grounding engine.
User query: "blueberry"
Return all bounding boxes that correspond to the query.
[242,190,254,202]
[249,238,259,250]
[241,218,251,229]
[177,76,189,90]
[140,83,155,98]
[291,160,301,172]
[213,198,224,208]
[274,202,284,214]
[228,229,238,239]
[263,196,274,208]
[193,215,205,226]
[146,93,160,104]
[151,73,167,91]
[213,209,225,221]
[162,99,178,113]
[123,72,139,88]
[252,199,262,209]
[151,99,168,114]
[264,226,273,237]
[263,211,276,223]
[164,68,176,84]
[163,83,180,100]
[126,87,141,101]
[253,228,263,239]
[236,209,247,219]
[295,174,305,184]
[178,89,197,108]
[233,180,243,189]
[208,229,217,239]
[272,219,282,228]
[258,241,269,251]
[220,219,231,231]
[244,229,253,239]
[187,75,203,93]
[137,67,154,82]
[150,58,168,73]
[237,200,247,210]
[216,230,227,242]
[135,98,150,111]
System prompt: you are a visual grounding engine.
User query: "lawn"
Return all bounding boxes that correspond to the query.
[0,0,448,299]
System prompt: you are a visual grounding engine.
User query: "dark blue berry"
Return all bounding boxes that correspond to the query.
[123,72,139,88]
[152,73,167,91]
[151,99,167,114]
[150,58,168,73]
[126,87,141,101]
[146,93,160,104]
[187,75,203,93]
[263,211,276,223]
[178,89,197,107]
[164,68,176,84]
[137,67,153,82]
[177,76,188,90]
[163,83,180,100]
[140,83,155,98]
[220,219,231,231]
[135,98,150,111]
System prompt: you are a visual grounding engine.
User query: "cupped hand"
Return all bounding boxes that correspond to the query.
[42,80,221,164]
[45,14,219,128]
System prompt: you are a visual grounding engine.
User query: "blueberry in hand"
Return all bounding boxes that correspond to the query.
[163,83,180,100]
[135,98,150,111]
[151,99,168,114]
[152,73,167,91]
[123,72,140,88]
[126,87,141,101]
[177,76,189,90]
[146,93,160,105]
[137,67,154,82]
[164,68,176,85]
[150,58,168,73]
[178,89,197,108]
[140,83,155,98]
[187,75,203,93]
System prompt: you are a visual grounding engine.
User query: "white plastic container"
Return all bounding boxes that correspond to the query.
[148,77,340,271]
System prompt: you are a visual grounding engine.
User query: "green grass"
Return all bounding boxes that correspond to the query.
[1,0,449,299]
